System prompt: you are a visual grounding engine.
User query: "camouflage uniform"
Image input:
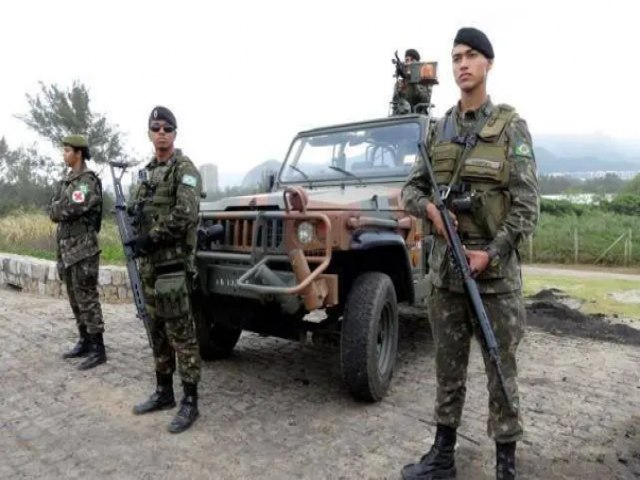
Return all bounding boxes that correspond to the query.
[391,80,432,116]
[130,149,202,385]
[402,98,539,442]
[50,164,104,335]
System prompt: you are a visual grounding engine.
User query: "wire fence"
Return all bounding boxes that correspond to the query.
[525,212,640,266]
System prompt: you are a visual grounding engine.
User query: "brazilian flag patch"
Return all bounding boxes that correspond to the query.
[514,142,533,158]
[181,174,198,187]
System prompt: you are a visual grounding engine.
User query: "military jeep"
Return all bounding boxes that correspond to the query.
[194,114,431,401]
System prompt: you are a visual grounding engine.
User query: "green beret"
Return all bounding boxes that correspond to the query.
[61,135,89,148]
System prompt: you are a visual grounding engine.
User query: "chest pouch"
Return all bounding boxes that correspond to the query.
[431,143,461,184]
[154,271,189,319]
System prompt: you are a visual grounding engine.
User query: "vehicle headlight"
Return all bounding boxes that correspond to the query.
[297,221,315,245]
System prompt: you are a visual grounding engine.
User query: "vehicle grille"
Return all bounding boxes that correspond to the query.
[210,218,284,252]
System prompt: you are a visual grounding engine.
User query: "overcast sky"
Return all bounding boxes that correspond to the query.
[1,0,637,179]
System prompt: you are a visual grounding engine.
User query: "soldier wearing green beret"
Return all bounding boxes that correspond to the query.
[50,134,107,370]
[400,27,539,480]
[128,106,203,434]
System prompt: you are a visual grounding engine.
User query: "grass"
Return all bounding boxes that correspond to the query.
[523,272,640,319]
[0,211,125,264]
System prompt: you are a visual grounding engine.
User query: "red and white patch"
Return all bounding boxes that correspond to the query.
[71,190,85,203]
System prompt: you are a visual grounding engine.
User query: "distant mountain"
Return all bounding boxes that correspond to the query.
[534,147,640,174]
[241,160,281,188]
[534,135,640,174]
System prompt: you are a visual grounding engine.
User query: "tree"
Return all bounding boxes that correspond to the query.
[0,137,57,215]
[18,81,126,164]
[621,173,640,195]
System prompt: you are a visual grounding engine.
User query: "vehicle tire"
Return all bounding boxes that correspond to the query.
[340,272,399,402]
[193,296,242,360]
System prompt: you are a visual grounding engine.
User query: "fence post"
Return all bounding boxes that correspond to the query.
[528,235,534,263]
[595,232,627,265]
[574,228,579,264]
[624,235,629,267]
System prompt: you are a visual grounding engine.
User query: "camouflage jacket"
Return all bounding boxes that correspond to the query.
[49,165,103,267]
[402,99,539,293]
[392,80,432,115]
[130,149,202,270]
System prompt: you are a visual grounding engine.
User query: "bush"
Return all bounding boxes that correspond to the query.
[601,194,640,216]
[539,198,588,216]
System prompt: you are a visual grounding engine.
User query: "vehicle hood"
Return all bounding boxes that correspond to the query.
[200,185,405,212]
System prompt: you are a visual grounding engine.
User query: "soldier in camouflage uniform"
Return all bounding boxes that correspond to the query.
[400,28,539,480]
[50,135,107,371]
[391,48,433,116]
[128,106,203,433]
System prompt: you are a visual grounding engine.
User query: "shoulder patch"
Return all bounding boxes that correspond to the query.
[71,190,85,203]
[514,142,533,158]
[181,174,198,187]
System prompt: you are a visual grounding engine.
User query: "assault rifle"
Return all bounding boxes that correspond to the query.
[392,50,407,79]
[109,161,153,349]
[417,142,513,409]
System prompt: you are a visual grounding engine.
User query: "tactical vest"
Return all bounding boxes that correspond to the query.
[58,170,103,240]
[135,154,198,266]
[431,104,517,240]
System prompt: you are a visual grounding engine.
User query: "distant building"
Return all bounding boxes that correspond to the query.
[548,170,640,180]
[200,163,219,196]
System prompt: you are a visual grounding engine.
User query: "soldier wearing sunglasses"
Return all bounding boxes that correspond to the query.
[127,106,204,433]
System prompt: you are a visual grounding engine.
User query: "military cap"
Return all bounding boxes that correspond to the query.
[61,134,89,148]
[454,27,494,59]
[149,106,177,129]
[405,49,421,61]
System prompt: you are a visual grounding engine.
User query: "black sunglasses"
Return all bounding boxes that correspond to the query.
[150,124,175,133]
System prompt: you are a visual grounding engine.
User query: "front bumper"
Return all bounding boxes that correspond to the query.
[196,207,338,312]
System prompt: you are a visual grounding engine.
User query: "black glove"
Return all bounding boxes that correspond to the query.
[125,233,154,258]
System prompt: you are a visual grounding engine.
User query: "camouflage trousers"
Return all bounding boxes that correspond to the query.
[62,254,104,334]
[140,263,201,384]
[428,287,525,443]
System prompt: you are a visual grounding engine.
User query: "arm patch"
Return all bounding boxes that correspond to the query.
[181,174,198,187]
[513,142,534,158]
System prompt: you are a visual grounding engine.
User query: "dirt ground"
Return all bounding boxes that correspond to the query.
[1,286,639,479]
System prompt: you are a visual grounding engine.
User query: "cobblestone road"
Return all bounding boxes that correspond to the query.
[1,287,639,479]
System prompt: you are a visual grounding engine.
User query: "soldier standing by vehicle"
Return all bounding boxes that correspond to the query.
[128,106,203,433]
[400,28,539,479]
[50,135,107,370]
[391,48,432,115]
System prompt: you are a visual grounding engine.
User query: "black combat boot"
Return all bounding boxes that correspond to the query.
[62,325,90,359]
[77,332,107,370]
[167,382,199,434]
[401,424,457,480]
[133,372,176,415]
[496,441,516,480]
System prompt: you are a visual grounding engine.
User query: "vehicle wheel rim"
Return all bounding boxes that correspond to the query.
[376,302,393,376]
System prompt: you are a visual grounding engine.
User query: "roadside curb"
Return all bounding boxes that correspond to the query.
[0,252,131,303]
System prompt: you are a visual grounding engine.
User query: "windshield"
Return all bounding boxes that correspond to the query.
[279,121,421,184]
